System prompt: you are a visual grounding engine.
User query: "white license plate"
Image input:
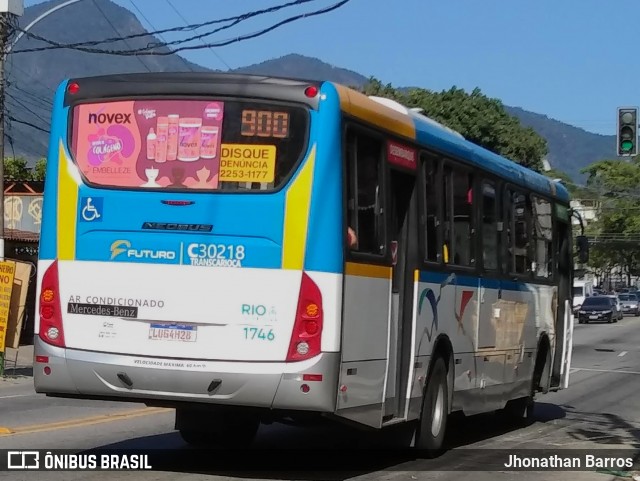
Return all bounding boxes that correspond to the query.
[589,315,598,319]
[149,324,197,342]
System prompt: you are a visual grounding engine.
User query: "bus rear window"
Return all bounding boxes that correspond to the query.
[70,99,308,191]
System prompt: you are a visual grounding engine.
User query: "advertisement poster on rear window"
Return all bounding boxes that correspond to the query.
[72,100,225,189]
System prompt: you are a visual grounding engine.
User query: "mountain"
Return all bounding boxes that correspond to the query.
[504,107,615,181]
[232,54,369,88]
[6,0,615,182]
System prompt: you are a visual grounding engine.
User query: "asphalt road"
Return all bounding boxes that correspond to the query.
[0,316,639,480]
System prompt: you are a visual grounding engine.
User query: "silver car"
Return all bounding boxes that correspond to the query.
[605,295,624,320]
[618,293,640,316]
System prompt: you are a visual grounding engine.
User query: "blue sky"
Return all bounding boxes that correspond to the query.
[23,0,638,135]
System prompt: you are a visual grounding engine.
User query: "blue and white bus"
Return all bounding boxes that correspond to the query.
[34,73,585,454]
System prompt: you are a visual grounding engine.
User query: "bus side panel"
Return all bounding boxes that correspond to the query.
[410,272,476,415]
[409,272,549,417]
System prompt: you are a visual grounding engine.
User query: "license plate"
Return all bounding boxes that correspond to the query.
[589,315,598,319]
[149,323,197,342]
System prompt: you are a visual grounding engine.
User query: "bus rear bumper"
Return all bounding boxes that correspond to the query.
[33,338,339,412]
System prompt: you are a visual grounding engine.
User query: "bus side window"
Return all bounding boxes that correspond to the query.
[422,155,439,262]
[443,165,452,263]
[481,181,498,270]
[451,166,474,266]
[346,130,384,255]
[532,195,553,279]
[507,190,531,275]
[441,163,474,266]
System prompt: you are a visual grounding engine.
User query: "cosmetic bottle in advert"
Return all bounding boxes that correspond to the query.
[178,118,202,162]
[200,126,219,159]
[146,128,156,160]
[167,114,179,161]
[155,117,169,163]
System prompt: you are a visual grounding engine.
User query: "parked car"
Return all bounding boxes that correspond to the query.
[618,293,640,316]
[605,295,624,320]
[577,296,619,324]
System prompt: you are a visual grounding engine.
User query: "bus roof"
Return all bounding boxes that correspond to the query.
[56,72,569,203]
[332,82,570,203]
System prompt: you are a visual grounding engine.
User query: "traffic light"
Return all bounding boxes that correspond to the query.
[617,107,638,157]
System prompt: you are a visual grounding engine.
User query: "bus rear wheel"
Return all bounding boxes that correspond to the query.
[176,408,260,448]
[415,357,448,457]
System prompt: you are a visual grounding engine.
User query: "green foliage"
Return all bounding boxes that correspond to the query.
[3,157,46,181]
[580,157,640,284]
[33,158,47,181]
[360,78,548,171]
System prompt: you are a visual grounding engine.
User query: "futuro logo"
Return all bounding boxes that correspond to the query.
[110,240,131,260]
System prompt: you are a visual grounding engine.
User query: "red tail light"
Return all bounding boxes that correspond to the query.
[39,260,65,347]
[286,272,323,361]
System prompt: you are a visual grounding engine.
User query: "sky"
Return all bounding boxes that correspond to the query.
[22,0,640,136]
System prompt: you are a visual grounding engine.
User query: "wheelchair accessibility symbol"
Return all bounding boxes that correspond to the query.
[80,197,103,222]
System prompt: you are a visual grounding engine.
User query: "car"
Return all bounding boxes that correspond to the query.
[577,296,618,324]
[618,293,640,316]
[605,295,624,320]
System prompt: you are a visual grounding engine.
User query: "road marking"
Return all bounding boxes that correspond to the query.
[572,367,640,375]
[618,351,628,357]
[0,394,30,399]
[0,406,171,436]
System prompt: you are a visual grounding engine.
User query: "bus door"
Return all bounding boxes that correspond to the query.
[550,214,573,390]
[336,129,392,429]
[383,168,418,422]
[336,131,416,429]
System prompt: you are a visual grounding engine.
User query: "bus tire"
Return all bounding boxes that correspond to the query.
[176,409,260,448]
[415,357,448,457]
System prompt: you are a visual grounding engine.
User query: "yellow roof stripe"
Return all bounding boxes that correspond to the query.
[334,84,416,140]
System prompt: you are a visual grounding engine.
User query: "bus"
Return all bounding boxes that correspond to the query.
[34,72,587,454]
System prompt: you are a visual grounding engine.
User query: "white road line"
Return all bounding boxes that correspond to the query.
[618,351,628,357]
[572,367,640,375]
[0,394,30,399]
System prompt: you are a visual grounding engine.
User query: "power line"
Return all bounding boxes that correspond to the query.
[8,64,55,94]
[164,0,231,70]
[10,0,344,56]
[128,0,193,72]
[11,0,317,53]
[7,85,52,108]
[6,93,51,128]
[90,0,151,72]
[7,114,49,133]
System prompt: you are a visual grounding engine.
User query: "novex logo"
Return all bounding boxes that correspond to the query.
[88,112,132,124]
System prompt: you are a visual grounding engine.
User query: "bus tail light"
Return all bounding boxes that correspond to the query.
[39,260,65,348]
[287,273,323,361]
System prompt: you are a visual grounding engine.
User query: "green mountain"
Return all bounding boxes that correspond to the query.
[7,0,616,182]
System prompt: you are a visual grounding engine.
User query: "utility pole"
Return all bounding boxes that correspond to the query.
[0,0,23,261]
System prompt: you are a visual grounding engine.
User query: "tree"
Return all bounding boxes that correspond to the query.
[4,157,31,180]
[2,157,47,181]
[33,158,46,181]
[581,158,640,285]
[359,79,548,171]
